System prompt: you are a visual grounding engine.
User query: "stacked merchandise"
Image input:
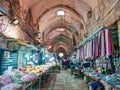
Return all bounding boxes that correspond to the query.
[78,28,118,90]
[0,70,22,90]
[0,62,56,90]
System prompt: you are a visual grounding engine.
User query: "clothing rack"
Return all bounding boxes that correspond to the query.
[78,26,106,48]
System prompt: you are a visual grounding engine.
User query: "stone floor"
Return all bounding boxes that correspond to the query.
[41,70,88,90]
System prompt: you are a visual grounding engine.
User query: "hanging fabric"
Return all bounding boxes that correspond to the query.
[98,30,101,56]
[100,30,106,56]
[98,30,106,56]
[84,45,87,59]
[88,41,90,58]
[86,42,89,59]
[105,29,113,56]
[89,40,93,58]
[80,48,82,60]
[81,46,84,60]
[94,36,99,58]
[104,29,115,73]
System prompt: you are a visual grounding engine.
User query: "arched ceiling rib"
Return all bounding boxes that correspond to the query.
[18,0,92,54]
[48,29,73,40]
[30,0,91,24]
[52,35,71,51]
[19,0,91,31]
[43,21,77,43]
[36,5,84,25]
[54,44,68,53]
[55,47,68,56]
[53,42,69,52]
[39,7,84,34]
[52,35,72,46]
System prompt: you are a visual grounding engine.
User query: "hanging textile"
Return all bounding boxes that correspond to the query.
[105,29,115,73]
[84,45,86,59]
[87,41,90,58]
[81,46,84,60]
[100,30,106,56]
[98,30,106,56]
[105,29,113,56]
[76,49,79,60]
[92,39,95,58]
[94,36,99,58]
[98,30,101,55]
[86,42,89,59]
[79,48,81,60]
[89,40,93,58]
[80,48,82,60]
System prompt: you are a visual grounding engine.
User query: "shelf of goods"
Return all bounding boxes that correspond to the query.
[0,62,56,90]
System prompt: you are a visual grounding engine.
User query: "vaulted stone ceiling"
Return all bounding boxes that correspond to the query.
[18,0,94,55]
[2,0,118,56]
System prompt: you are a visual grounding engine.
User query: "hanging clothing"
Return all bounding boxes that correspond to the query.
[100,30,106,56]
[93,36,99,58]
[84,45,86,59]
[89,40,93,58]
[98,30,106,57]
[105,29,114,56]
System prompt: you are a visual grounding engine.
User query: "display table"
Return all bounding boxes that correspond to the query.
[83,72,120,90]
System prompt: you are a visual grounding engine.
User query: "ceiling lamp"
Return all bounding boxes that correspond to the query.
[12,19,19,25]
[57,10,65,16]
[56,28,65,32]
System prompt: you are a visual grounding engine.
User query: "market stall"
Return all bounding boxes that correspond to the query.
[77,26,119,90]
[0,62,56,90]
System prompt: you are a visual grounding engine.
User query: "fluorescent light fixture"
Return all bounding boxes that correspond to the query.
[57,10,65,16]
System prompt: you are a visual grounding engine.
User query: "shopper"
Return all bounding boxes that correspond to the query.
[70,60,74,75]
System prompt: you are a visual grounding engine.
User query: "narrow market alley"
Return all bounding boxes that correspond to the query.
[0,0,120,90]
[41,70,88,90]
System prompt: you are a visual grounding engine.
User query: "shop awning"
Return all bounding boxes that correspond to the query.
[4,38,38,50]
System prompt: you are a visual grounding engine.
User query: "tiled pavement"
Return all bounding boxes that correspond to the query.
[41,70,88,90]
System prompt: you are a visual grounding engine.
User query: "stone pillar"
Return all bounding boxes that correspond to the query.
[118,20,120,48]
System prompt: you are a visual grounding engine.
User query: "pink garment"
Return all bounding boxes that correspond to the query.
[98,30,101,55]
[82,47,84,59]
[86,42,89,59]
[105,29,113,56]
[89,40,93,58]
[98,30,105,56]
[84,45,87,59]
[100,30,105,56]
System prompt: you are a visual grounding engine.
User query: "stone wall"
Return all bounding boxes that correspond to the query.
[77,0,120,47]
